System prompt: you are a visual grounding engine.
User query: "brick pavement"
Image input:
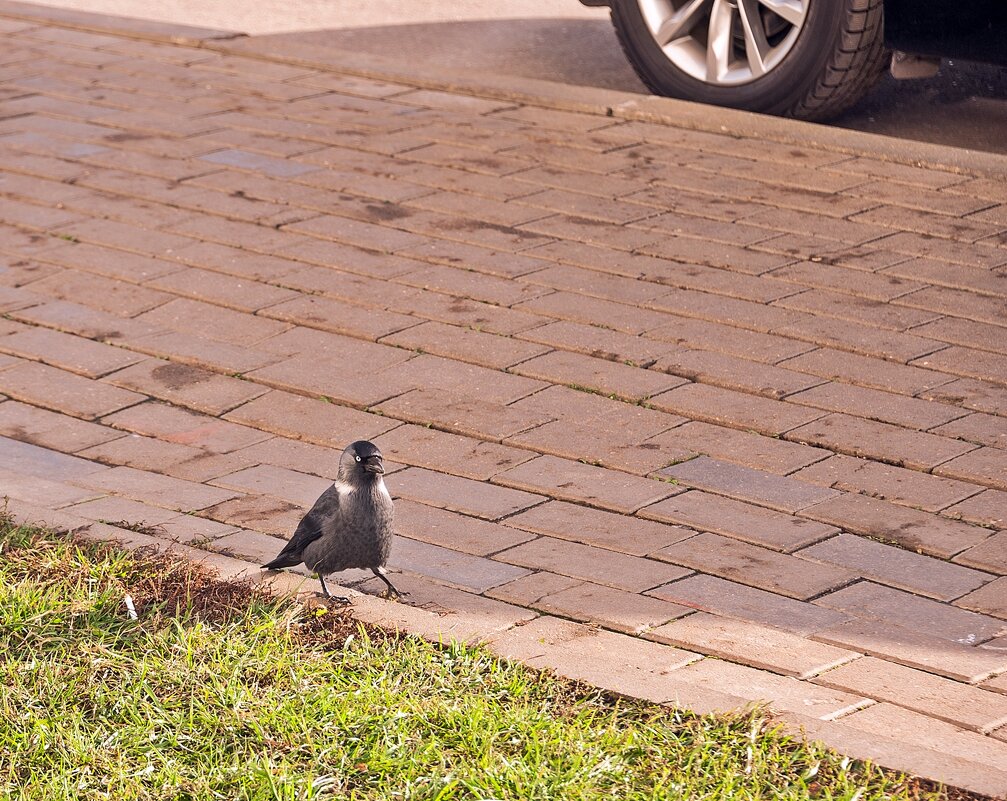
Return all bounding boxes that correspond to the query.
[1,4,1007,795]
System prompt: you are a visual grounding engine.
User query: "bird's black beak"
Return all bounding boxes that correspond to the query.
[363,456,384,474]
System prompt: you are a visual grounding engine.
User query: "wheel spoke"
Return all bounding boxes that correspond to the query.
[705,0,735,83]
[738,0,770,77]
[756,0,806,27]
[653,0,710,46]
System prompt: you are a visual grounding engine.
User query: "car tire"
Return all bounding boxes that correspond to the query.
[609,0,889,120]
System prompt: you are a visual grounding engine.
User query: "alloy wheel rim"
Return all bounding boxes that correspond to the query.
[638,0,809,86]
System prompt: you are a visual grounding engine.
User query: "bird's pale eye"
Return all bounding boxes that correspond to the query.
[355,455,361,462]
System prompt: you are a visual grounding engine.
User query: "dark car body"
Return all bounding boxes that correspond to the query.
[883,0,1007,65]
[582,0,1007,65]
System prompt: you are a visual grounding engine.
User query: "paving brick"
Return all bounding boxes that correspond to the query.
[515,262,668,304]
[511,350,684,405]
[25,269,172,317]
[648,420,828,475]
[641,490,837,552]
[800,492,993,559]
[791,454,979,513]
[812,656,1007,733]
[104,358,266,416]
[393,498,535,556]
[371,424,533,481]
[0,464,104,508]
[147,267,299,312]
[103,400,269,453]
[0,399,123,453]
[780,346,954,397]
[9,299,166,343]
[944,489,1007,529]
[774,288,939,332]
[648,612,858,679]
[515,290,673,335]
[485,571,583,606]
[660,531,857,599]
[912,317,1007,360]
[209,528,289,565]
[501,500,694,556]
[211,464,333,508]
[395,263,550,307]
[516,320,672,367]
[837,703,1007,776]
[494,536,690,593]
[814,581,1005,645]
[639,234,792,274]
[74,464,240,513]
[380,353,547,404]
[484,616,725,709]
[792,382,966,433]
[786,412,975,471]
[0,325,145,378]
[244,353,414,409]
[119,330,282,376]
[649,382,824,436]
[223,389,396,446]
[767,260,923,301]
[777,313,945,363]
[200,493,305,537]
[79,432,253,483]
[935,447,1007,491]
[387,535,529,592]
[399,238,548,279]
[494,454,678,514]
[954,531,1007,575]
[259,294,417,341]
[531,580,692,635]
[136,297,290,346]
[169,240,300,281]
[798,532,993,601]
[0,360,145,420]
[932,411,1007,450]
[382,320,547,370]
[510,385,678,436]
[507,417,693,475]
[65,495,182,527]
[390,466,541,521]
[378,387,549,442]
[56,217,196,258]
[914,346,1007,388]
[656,348,822,399]
[0,435,110,482]
[647,574,849,636]
[813,617,1007,683]
[921,377,1007,416]
[36,241,183,283]
[660,456,838,513]
[956,576,1007,620]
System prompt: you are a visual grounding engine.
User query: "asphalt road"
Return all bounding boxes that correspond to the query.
[26,0,1007,155]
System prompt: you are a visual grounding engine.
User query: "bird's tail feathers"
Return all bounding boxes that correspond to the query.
[262,553,301,570]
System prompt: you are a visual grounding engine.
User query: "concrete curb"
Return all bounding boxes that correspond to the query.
[2,0,1006,179]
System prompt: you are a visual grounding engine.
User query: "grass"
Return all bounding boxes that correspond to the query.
[0,515,960,801]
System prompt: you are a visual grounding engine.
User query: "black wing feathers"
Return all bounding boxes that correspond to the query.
[261,485,340,569]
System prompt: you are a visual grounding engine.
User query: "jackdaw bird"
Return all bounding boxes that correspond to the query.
[262,440,400,602]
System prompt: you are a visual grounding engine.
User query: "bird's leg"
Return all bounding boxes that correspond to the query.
[317,574,349,605]
[372,567,405,599]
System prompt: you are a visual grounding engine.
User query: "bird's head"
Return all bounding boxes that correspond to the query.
[339,440,385,482]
